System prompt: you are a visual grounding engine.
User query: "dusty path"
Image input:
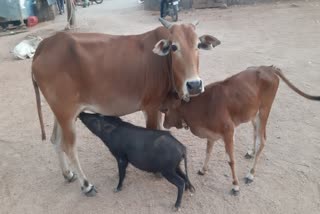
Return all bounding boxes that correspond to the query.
[0,1,320,213]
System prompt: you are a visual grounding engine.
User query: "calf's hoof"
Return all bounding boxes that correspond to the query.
[197,169,206,176]
[63,171,77,183]
[231,186,240,196]
[245,150,254,159]
[245,173,254,184]
[82,185,97,197]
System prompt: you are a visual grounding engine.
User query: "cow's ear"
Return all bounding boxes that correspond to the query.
[153,39,171,56]
[198,35,221,50]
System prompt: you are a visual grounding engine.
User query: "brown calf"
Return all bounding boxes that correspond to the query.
[162,65,320,195]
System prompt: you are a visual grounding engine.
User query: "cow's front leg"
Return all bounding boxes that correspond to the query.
[143,110,162,130]
[144,109,163,178]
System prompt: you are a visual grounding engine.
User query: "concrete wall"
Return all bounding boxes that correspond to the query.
[144,0,193,11]
[144,0,279,10]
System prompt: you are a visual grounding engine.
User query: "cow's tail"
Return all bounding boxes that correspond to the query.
[272,66,320,101]
[32,73,46,140]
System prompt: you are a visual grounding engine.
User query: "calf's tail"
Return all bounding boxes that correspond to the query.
[32,73,46,140]
[272,66,320,101]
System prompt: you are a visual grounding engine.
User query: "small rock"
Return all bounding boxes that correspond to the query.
[290,3,299,8]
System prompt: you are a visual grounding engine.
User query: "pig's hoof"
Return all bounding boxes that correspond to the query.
[63,171,77,183]
[82,185,97,197]
[173,206,181,212]
[187,184,195,193]
[113,187,122,193]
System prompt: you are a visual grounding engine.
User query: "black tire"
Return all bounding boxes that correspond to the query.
[94,0,103,4]
[171,5,178,22]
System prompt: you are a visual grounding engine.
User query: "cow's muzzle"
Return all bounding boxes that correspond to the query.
[186,80,203,96]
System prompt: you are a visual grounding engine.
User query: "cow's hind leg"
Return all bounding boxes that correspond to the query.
[162,170,185,211]
[60,120,97,196]
[51,118,77,182]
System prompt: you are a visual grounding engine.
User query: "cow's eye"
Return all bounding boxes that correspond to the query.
[171,44,178,52]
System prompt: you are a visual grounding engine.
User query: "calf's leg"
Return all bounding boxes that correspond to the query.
[114,157,128,192]
[198,139,215,175]
[224,130,240,195]
[245,110,269,183]
[245,119,258,159]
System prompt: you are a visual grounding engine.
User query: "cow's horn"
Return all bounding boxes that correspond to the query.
[192,20,199,27]
[159,17,173,29]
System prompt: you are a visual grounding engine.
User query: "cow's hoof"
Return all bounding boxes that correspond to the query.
[245,150,254,159]
[231,185,240,196]
[197,169,206,176]
[82,185,97,197]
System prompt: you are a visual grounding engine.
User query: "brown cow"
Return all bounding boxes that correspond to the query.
[31,18,221,196]
[161,65,320,195]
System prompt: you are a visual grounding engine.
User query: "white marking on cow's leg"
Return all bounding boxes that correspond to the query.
[198,139,215,175]
[51,118,76,182]
[62,122,96,196]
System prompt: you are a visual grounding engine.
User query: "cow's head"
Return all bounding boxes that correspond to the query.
[160,94,184,129]
[153,18,220,101]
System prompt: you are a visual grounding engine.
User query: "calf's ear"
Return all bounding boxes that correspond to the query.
[198,35,221,50]
[160,93,182,113]
[153,39,171,56]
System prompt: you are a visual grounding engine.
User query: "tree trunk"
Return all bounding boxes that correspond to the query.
[66,0,76,27]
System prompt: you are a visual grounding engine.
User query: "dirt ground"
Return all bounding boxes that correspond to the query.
[1,0,320,213]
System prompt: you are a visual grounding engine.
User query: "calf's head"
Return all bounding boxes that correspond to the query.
[160,95,184,129]
[153,18,221,101]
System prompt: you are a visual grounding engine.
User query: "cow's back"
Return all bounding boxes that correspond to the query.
[31,30,171,117]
